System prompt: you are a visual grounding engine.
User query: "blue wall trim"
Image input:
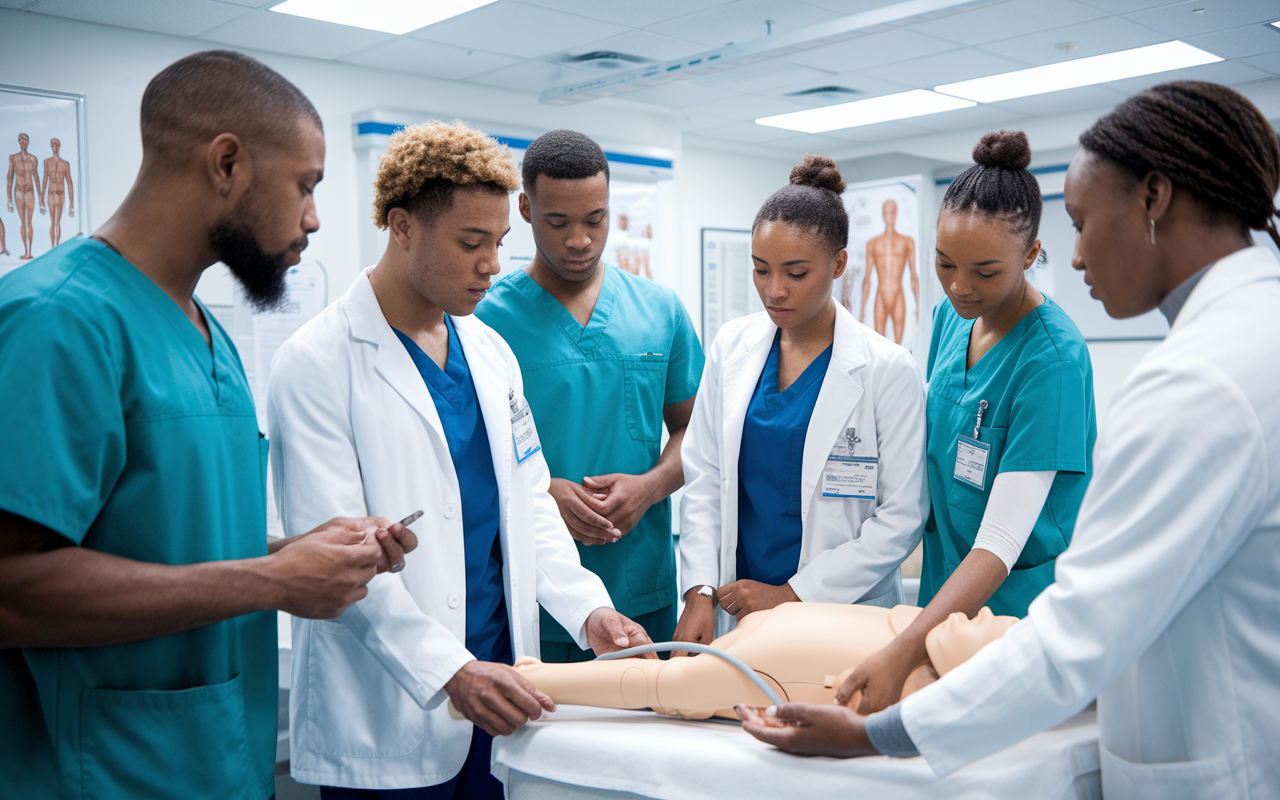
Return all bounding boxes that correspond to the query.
[356,122,673,169]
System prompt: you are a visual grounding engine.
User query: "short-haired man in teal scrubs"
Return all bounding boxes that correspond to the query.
[476,130,704,661]
[0,52,415,800]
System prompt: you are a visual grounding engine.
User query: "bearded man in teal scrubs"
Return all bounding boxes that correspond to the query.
[476,130,704,661]
[0,51,416,799]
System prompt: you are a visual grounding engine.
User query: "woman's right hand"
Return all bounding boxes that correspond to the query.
[671,586,716,657]
[835,639,921,715]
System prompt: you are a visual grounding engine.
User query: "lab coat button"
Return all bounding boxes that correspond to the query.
[447,593,461,609]
[443,502,457,519]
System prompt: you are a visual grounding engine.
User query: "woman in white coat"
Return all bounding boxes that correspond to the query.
[268,122,650,799]
[742,81,1280,798]
[675,156,928,649]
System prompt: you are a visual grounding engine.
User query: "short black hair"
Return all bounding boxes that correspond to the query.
[753,154,849,255]
[941,130,1042,250]
[521,129,609,194]
[140,50,321,166]
[1080,81,1280,247]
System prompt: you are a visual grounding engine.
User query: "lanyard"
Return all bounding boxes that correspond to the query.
[972,399,989,440]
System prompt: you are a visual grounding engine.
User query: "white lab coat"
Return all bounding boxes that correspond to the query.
[680,303,928,633]
[901,246,1280,798]
[267,269,613,790]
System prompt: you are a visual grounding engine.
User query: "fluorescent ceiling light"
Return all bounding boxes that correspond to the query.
[935,41,1222,104]
[269,0,498,35]
[756,90,975,133]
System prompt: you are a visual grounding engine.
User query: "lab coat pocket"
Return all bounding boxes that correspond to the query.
[79,674,252,800]
[305,620,424,758]
[622,358,667,442]
[947,425,1007,516]
[1101,744,1244,799]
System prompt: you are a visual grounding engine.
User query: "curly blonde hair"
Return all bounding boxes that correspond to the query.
[372,120,520,230]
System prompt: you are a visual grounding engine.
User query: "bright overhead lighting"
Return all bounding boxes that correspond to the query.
[269,0,498,35]
[935,41,1222,104]
[756,90,975,133]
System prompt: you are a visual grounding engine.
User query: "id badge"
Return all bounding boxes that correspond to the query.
[954,435,991,490]
[822,427,877,499]
[509,390,542,464]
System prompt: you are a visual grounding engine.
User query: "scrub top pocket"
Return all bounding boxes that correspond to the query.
[947,425,1007,516]
[79,674,253,800]
[622,358,667,442]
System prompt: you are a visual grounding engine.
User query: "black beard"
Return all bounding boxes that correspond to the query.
[209,218,294,313]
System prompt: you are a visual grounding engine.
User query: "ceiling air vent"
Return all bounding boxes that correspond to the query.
[555,51,654,70]
[785,85,863,100]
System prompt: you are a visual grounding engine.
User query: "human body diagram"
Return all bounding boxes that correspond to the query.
[7,134,44,260]
[42,138,74,248]
[845,200,918,344]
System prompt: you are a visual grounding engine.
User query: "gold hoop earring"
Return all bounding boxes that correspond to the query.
[1149,218,1156,246]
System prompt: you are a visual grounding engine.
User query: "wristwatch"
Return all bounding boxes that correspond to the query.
[695,585,715,601]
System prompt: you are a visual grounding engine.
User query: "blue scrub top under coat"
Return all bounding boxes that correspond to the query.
[736,332,834,587]
[394,318,511,665]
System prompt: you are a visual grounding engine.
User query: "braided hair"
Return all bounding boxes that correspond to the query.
[1079,80,1280,247]
[941,130,1042,250]
[753,154,849,255]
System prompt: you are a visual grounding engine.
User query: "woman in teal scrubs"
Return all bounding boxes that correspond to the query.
[841,130,1096,714]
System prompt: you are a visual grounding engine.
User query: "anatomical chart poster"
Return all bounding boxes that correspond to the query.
[0,85,87,279]
[837,176,923,350]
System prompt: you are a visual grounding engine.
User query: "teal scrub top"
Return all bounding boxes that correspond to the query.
[0,239,276,800]
[476,266,704,641]
[920,297,1097,618]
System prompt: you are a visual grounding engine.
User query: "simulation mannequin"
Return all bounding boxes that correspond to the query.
[513,602,1016,720]
[42,138,74,247]
[6,133,43,260]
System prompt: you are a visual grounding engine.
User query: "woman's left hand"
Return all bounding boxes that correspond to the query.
[716,580,800,619]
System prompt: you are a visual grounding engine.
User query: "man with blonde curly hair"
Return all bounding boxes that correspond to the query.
[268,120,652,799]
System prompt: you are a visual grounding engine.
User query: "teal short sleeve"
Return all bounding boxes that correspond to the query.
[1000,361,1089,474]
[0,301,124,543]
[664,299,705,405]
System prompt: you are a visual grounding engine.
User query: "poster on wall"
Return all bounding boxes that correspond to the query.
[0,84,88,280]
[836,176,923,351]
[700,228,760,346]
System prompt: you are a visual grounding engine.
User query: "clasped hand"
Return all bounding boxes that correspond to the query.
[548,473,657,546]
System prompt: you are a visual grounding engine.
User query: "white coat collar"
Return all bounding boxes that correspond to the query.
[1174,246,1280,332]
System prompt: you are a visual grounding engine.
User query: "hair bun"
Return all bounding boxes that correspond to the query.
[789,153,846,195]
[973,130,1032,171]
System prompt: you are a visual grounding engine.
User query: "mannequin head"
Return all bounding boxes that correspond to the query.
[925,608,1019,676]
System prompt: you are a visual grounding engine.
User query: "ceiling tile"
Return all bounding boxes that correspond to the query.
[693,93,814,121]
[861,48,1030,88]
[784,28,959,73]
[671,110,740,131]
[762,131,862,152]
[213,0,278,6]
[624,82,744,109]
[1185,24,1280,60]
[411,2,628,59]
[521,0,734,28]
[464,59,599,93]
[198,9,393,59]
[1123,0,1280,38]
[645,0,845,48]
[910,0,1109,46]
[891,102,1027,132]
[339,38,523,81]
[694,121,802,143]
[987,84,1126,116]
[1074,0,1178,12]
[1243,52,1280,76]
[810,119,933,143]
[799,0,921,13]
[25,0,248,36]
[689,61,837,92]
[977,17,1172,66]
[1104,58,1278,94]
[0,0,36,7]
[763,72,915,104]
[557,29,706,63]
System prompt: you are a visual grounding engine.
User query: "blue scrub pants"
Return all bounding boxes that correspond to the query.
[319,727,501,800]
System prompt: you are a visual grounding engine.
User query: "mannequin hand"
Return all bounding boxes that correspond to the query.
[585,607,656,657]
[582,473,657,535]
[548,478,620,546]
[671,587,715,657]
[445,660,555,737]
[716,580,799,620]
[737,703,877,758]
[835,640,919,715]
